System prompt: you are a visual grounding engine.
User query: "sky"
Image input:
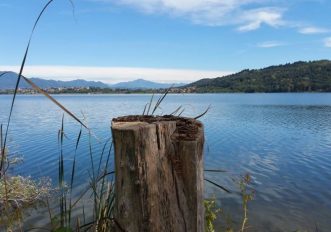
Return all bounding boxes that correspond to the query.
[0,0,331,84]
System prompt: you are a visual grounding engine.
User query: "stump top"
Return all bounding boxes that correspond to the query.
[112,115,203,141]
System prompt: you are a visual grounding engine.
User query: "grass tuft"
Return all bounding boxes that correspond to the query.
[0,176,51,230]
[0,176,51,209]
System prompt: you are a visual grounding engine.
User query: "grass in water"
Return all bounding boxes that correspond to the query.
[0,176,51,231]
[39,117,116,232]
[204,173,255,232]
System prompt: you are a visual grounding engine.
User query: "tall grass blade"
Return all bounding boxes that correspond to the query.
[1,0,56,176]
[59,115,65,228]
[0,124,3,151]
[142,103,148,115]
[97,143,113,220]
[22,76,88,129]
[151,85,173,115]
[204,178,231,193]
[0,71,9,78]
[205,169,227,173]
[146,93,154,115]
[178,108,185,116]
[96,171,115,182]
[88,133,96,183]
[71,127,82,189]
[68,127,82,226]
[194,105,211,119]
[97,139,111,176]
[170,106,182,116]
[0,124,3,177]
[86,132,98,218]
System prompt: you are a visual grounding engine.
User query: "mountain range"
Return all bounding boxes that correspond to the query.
[0,72,185,90]
[110,79,185,89]
[0,71,109,89]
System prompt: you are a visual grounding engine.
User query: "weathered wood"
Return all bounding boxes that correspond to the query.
[111,115,204,232]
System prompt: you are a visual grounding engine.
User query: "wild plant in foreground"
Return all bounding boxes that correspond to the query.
[42,117,115,232]
[205,198,221,232]
[240,174,255,232]
[204,172,255,232]
[0,124,51,231]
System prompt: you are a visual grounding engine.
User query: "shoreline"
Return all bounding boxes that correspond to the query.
[1,91,331,95]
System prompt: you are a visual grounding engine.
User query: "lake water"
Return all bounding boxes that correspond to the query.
[0,93,331,231]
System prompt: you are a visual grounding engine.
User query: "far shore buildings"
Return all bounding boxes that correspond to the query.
[0,86,196,94]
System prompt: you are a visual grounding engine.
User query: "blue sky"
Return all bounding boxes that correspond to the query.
[1,0,331,83]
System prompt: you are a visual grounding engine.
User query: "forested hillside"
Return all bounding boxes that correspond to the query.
[188,60,331,92]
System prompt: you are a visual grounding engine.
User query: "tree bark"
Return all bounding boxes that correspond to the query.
[111,115,204,232]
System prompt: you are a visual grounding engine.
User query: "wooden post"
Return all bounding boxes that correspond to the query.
[111,115,204,232]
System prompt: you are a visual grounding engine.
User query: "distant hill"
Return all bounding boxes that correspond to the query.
[187,60,331,92]
[0,71,109,89]
[28,78,109,89]
[0,72,186,90]
[0,71,23,89]
[110,79,186,89]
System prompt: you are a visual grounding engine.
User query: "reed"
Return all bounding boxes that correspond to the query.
[33,115,116,232]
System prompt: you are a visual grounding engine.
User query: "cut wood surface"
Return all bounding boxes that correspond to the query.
[112,115,205,232]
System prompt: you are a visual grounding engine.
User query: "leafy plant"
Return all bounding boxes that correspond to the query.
[204,198,221,232]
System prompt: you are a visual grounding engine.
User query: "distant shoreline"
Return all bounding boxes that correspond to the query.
[1,90,331,95]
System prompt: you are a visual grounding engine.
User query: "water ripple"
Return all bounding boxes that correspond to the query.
[1,94,331,231]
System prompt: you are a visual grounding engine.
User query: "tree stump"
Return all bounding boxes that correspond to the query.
[111,115,204,232]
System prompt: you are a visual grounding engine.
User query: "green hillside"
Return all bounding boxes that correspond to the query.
[188,60,331,92]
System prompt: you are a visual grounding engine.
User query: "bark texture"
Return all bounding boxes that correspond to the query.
[112,115,204,232]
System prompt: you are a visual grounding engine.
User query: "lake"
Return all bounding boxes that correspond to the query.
[1,93,331,231]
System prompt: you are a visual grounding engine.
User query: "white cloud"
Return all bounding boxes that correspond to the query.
[91,0,331,36]
[0,65,233,84]
[298,26,329,34]
[104,0,256,14]
[237,7,285,32]
[257,41,284,48]
[95,0,286,31]
[324,37,331,48]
